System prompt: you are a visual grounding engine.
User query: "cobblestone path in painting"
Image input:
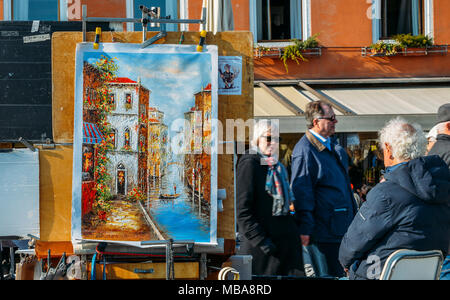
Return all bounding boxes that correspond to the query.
[82,199,158,241]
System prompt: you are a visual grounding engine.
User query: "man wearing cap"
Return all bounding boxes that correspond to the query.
[428,103,450,169]
[428,103,450,280]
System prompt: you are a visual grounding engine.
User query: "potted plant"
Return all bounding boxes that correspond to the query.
[367,34,436,57]
[254,45,280,58]
[368,40,401,56]
[280,34,320,72]
[393,34,433,56]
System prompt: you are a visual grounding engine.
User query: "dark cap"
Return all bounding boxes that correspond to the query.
[437,103,450,124]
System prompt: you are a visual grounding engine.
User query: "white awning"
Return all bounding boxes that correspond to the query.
[254,82,450,133]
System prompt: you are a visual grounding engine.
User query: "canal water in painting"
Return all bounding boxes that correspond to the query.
[144,160,210,242]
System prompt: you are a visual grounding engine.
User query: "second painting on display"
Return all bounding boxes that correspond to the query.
[72,43,218,246]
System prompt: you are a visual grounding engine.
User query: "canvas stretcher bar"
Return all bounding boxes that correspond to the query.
[72,43,218,248]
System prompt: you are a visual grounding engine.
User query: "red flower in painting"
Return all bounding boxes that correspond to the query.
[97,210,107,221]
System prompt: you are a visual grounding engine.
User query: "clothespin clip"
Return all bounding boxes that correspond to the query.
[179,31,185,44]
[93,27,101,49]
[197,30,207,52]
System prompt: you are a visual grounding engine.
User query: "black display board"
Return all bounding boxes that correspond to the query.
[0,21,112,143]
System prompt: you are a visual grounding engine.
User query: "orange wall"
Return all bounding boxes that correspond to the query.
[187,0,202,31]
[253,0,450,80]
[0,0,3,21]
[231,0,250,31]
[72,0,127,20]
[310,0,373,47]
[185,0,450,80]
[434,0,450,45]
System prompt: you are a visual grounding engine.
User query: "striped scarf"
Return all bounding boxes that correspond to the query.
[264,156,295,216]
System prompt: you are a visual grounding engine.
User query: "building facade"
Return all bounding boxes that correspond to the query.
[184,84,212,205]
[147,107,168,179]
[105,77,149,196]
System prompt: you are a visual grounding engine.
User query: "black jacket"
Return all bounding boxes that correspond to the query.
[428,134,450,169]
[236,153,304,276]
[339,155,450,280]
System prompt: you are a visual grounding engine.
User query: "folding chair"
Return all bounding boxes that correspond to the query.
[380,249,444,280]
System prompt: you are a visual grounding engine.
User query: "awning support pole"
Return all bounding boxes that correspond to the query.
[298,81,356,115]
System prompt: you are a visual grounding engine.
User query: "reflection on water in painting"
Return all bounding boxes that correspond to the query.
[144,163,210,242]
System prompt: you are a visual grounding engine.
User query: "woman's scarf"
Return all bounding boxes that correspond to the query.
[263,155,295,216]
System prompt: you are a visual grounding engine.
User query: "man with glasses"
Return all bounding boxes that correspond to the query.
[291,100,357,277]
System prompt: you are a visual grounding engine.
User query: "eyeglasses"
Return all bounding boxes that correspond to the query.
[261,136,282,143]
[316,115,337,122]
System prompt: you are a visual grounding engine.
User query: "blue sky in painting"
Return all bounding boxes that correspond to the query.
[84,51,212,137]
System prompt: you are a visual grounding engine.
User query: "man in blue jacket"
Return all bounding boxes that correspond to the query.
[291,101,357,277]
[339,117,450,280]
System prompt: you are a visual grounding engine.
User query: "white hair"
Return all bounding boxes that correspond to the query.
[250,119,280,149]
[379,117,427,161]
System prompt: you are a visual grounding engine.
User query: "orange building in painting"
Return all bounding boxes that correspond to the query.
[184,83,212,206]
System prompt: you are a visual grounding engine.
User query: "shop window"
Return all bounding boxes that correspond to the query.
[82,145,95,181]
[380,0,423,38]
[250,0,303,42]
[5,0,68,21]
[340,133,384,191]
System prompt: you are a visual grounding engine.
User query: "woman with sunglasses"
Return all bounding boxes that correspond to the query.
[236,120,305,277]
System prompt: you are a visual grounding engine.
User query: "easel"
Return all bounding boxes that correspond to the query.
[81,4,206,47]
[70,3,233,280]
[45,0,253,279]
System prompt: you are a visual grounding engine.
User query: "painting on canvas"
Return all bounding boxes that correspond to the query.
[72,43,218,245]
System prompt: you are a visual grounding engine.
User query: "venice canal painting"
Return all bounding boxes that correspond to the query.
[72,44,218,245]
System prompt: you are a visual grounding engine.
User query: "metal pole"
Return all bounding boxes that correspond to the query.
[84,16,205,24]
[198,170,201,215]
[192,164,195,203]
[82,5,87,42]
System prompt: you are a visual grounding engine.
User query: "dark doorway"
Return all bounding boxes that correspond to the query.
[117,164,126,195]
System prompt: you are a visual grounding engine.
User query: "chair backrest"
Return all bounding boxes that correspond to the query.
[380,249,444,280]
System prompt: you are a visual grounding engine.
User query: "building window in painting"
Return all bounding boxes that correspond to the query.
[109,128,117,149]
[124,128,131,150]
[139,135,146,153]
[109,93,116,110]
[125,93,132,110]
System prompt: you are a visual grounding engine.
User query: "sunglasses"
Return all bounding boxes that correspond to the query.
[261,136,282,143]
[316,115,337,122]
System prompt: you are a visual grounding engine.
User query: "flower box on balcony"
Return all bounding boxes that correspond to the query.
[362,45,448,57]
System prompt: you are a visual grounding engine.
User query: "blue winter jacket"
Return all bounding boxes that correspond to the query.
[339,155,450,280]
[291,131,357,243]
